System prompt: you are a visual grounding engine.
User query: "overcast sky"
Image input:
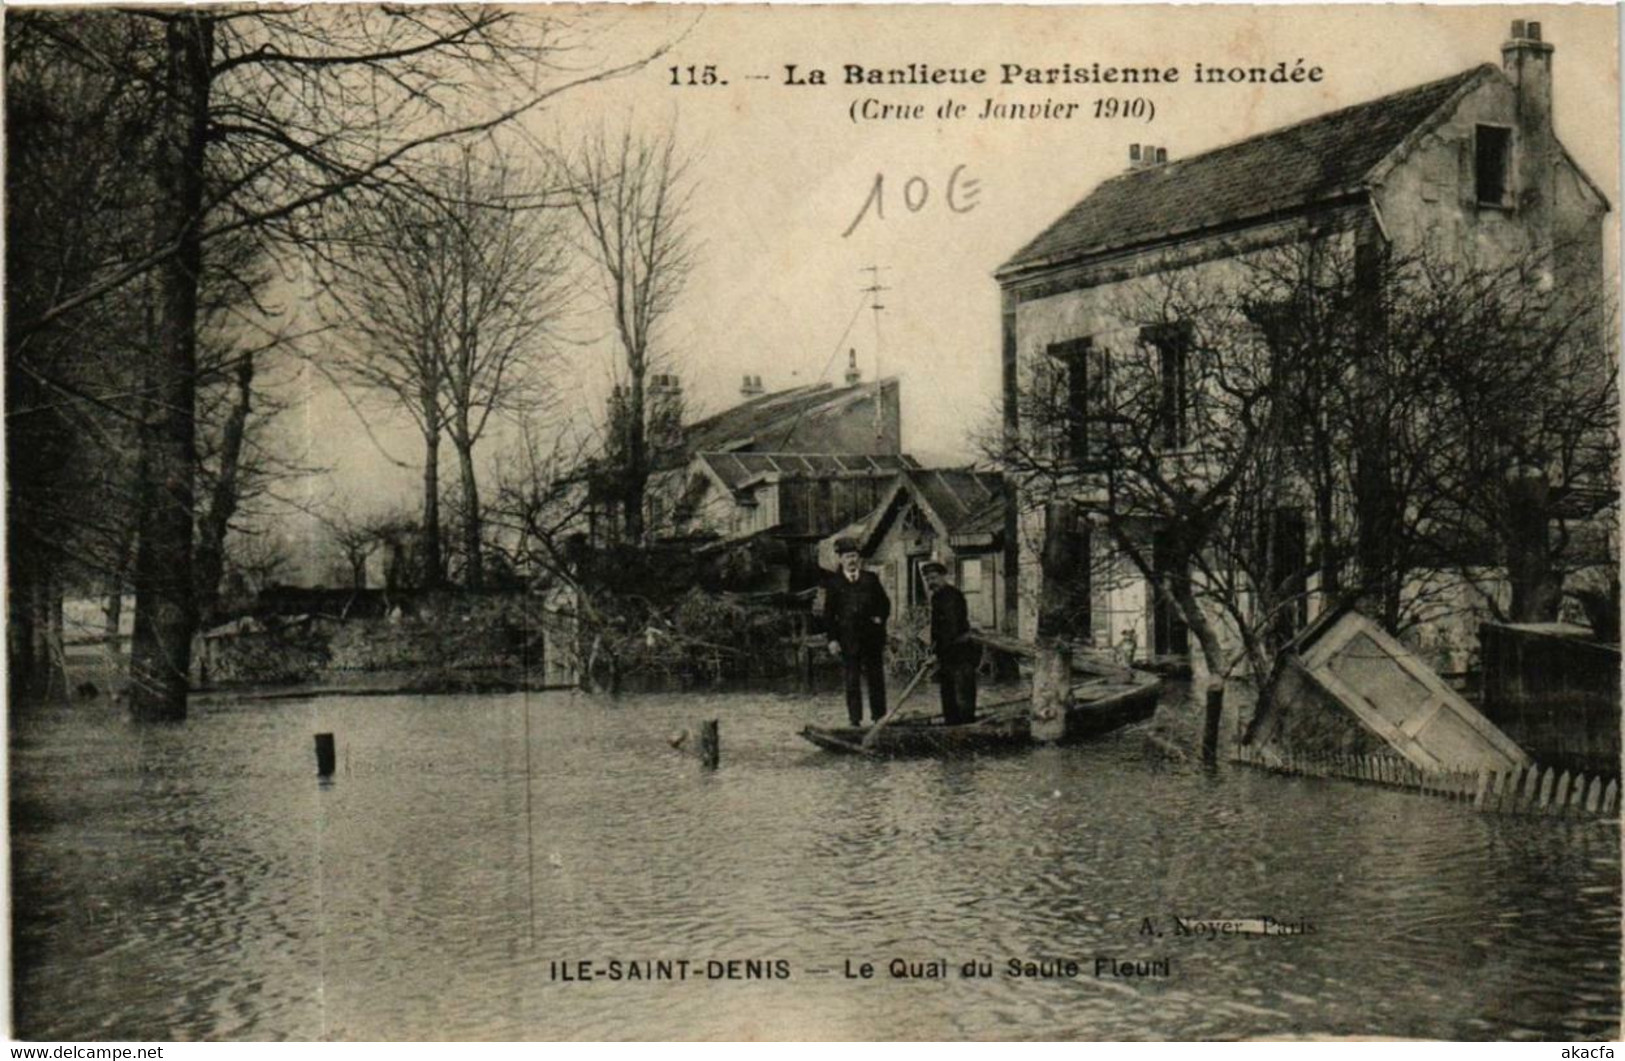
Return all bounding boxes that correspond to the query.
[285,3,1620,521]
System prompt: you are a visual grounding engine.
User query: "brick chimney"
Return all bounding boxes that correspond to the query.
[844,349,861,386]
[740,374,764,399]
[1128,144,1169,170]
[647,373,684,452]
[1502,20,1555,241]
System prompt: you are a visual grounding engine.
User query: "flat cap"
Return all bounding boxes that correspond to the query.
[833,536,861,555]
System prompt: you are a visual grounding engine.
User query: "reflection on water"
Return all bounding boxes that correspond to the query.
[10,690,1620,1040]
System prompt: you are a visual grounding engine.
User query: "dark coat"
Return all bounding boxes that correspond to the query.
[823,569,891,654]
[929,584,979,666]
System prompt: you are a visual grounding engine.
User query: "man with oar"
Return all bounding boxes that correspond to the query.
[922,560,980,725]
[858,560,979,751]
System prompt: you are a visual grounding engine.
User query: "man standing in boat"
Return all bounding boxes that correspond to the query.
[922,561,979,725]
[822,537,890,726]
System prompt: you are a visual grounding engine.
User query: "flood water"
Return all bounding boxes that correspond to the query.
[10,688,1620,1041]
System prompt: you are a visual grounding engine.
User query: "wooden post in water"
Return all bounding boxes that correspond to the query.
[314,733,336,778]
[1201,683,1223,764]
[795,615,814,692]
[698,719,720,770]
[1029,641,1073,744]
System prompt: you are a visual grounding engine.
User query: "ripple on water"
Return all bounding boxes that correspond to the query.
[9,690,1620,1040]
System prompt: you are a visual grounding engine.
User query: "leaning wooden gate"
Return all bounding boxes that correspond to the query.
[1285,612,1530,773]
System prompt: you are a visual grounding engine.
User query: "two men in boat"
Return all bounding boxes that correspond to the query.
[820,539,982,728]
[922,561,979,725]
[823,537,891,726]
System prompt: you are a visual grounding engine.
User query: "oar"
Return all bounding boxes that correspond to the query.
[861,660,936,750]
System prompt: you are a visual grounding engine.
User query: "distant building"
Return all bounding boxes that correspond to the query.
[585,362,910,590]
[656,451,919,591]
[681,371,902,459]
[819,468,1011,634]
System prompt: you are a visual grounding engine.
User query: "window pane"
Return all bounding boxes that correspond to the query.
[1475,125,1510,205]
[1046,338,1095,463]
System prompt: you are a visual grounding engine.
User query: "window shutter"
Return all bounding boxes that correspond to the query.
[1457,137,1476,208]
[1087,343,1111,465]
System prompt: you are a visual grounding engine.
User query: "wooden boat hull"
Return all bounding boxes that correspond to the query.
[799,711,1031,757]
[800,676,1163,756]
[1031,676,1162,744]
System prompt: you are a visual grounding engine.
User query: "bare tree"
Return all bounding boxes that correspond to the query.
[6,8,667,720]
[991,233,1617,741]
[318,507,413,591]
[434,148,572,588]
[324,192,454,589]
[486,420,608,687]
[325,147,571,589]
[6,14,157,701]
[1381,249,1617,624]
[562,127,695,541]
[222,529,293,596]
[1001,266,1282,732]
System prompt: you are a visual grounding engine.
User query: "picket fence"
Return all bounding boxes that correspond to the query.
[1230,743,1619,820]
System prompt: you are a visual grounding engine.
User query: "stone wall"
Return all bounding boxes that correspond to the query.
[324,601,536,673]
[200,627,329,686]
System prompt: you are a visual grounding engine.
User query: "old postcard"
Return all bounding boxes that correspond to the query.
[7,2,1620,1043]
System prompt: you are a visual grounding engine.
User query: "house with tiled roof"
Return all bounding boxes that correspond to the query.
[677,373,901,459]
[666,451,917,540]
[995,20,1610,660]
[618,359,913,590]
[817,469,1012,634]
[588,356,902,544]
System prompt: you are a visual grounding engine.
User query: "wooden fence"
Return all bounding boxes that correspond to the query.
[1230,743,1619,820]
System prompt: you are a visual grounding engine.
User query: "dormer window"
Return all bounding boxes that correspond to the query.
[1474,124,1513,207]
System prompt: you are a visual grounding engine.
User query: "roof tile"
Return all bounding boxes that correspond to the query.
[1000,66,1491,276]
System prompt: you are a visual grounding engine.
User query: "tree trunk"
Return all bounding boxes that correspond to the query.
[1507,465,1561,622]
[103,504,137,667]
[1167,564,1233,759]
[10,562,68,703]
[1313,457,1340,601]
[128,15,211,722]
[9,562,42,703]
[13,568,66,703]
[103,584,123,666]
[36,570,68,703]
[421,428,443,588]
[456,439,483,589]
[1032,501,1088,739]
[194,353,253,628]
[1352,427,1403,630]
[1030,640,1073,742]
[1351,231,1402,632]
[623,365,647,541]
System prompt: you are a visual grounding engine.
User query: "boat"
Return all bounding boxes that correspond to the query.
[799,708,1031,757]
[798,673,1162,757]
[1031,673,1162,743]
